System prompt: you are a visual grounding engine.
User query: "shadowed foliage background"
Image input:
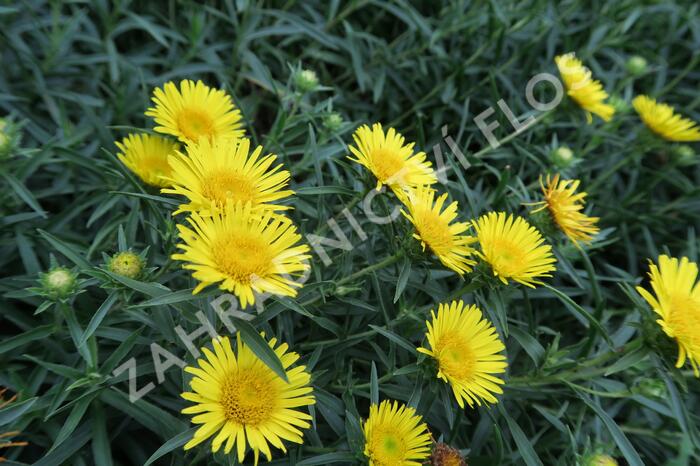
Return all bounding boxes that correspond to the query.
[1,0,699,465]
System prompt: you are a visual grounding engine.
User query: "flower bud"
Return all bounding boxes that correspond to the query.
[0,117,20,159]
[323,112,343,132]
[550,145,575,169]
[626,56,648,76]
[108,251,144,279]
[585,453,618,466]
[672,144,695,166]
[294,69,319,93]
[608,95,629,114]
[40,267,78,299]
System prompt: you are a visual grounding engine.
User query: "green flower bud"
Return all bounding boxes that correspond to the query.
[0,117,20,159]
[626,56,648,76]
[550,145,575,169]
[585,454,618,466]
[40,267,78,299]
[608,95,630,114]
[108,251,144,279]
[323,112,343,132]
[672,144,696,166]
[294,69,319,93]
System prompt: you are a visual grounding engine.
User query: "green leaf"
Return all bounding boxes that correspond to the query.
[80,292,120,346]
[0,397,37,427]
[393,257,411,303]
[498,404,544,466]
[234,318,289,382]
[369,325,417,354]
[143,427,197,466]
[38,229,93,270]
[543,284,612,345]
[2,172,47,218]
[297,452,357,465]
[49,392,97,452]
[572,388,644,466]
[0,324,54,353]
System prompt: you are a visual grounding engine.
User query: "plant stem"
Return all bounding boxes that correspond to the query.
[336,251,404,287]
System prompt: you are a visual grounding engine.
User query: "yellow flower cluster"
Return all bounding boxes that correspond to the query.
[556,52,700,142]
[115,80,310,309]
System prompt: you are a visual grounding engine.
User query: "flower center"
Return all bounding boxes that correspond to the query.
[369,428,408,465]
[177,108,215,141]
[202,170,257,207]
[489,240,527,277]
[417,210,452,253]
[220,369,276,426]
[212,233,273,284]
[372,148,406,183]
[667,294,700,353]
[435,332,475,381]
[47,270,72,288]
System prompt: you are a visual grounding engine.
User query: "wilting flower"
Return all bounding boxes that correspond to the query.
[163,137,293,216]
[145,79,244,143]
[115,133,178,187]
[632,95,700,142]
[636,255,700,376]
[430,443,467,466]
[181,335,314,464]
[418,300,507,408]
[107,251,145,279]
[363,400,431,466]
[530,174,599,246]
[173,202,310,307]
[401,186,477,275]
[0,388,29,463]
[555,53,614,122]
[472,212,556,287]
[348,123,436,196]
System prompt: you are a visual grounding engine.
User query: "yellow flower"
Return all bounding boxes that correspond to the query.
[115,133,178,187]
[632,95,700,142]
[418,300,507,408]
[362,400,431,466]
[636,255,700,376]
[555,53,614,122]
[586,454,618,466]
[401,187,477,275]
[472,212,556,287]
[181,334,314,465]
[348,123,436,196]
[145,79,244,143]
[530,174,599,246]
[163,137,293,216]
[173,202,310,307]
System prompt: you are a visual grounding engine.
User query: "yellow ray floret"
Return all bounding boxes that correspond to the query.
[145,79,244,143]
[401,186,477,275]
[632,95,700,142]
[555,53,615,123]
[115,133,178,187]
[181,334,315,465]
[362,400,431,466]
[418,300,507,408]
[163,137,293,216]
[172,202,310,308]
[530,174,599,246]
[636,255,700,376]
[472,212,556,287]
[348,123,436,197]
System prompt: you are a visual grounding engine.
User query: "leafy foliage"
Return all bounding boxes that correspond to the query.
[1,0,700,465]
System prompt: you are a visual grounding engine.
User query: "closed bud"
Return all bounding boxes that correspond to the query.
[294,69,319,93]
[672,145,695,166]
[550,145,575,169]
[323,112,343,132]
[585,453,618,466]
[108,251,144,279]
[0,117,20,159]
[40,267,78,299]
[626,56,648,76]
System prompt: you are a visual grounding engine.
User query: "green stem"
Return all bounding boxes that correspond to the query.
[336,251,404,287]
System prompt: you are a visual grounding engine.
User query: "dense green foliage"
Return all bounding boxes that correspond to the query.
[1,1,700,465]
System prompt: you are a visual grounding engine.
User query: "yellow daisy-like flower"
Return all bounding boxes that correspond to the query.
[636,255,700,376]
[173,202,311,307]
[181,334,315,464]
[362,400,431,466]
[555,52,615,123]
[145,79,244,143]
[632,95,700,142]
[418,300,507,408]
[401,186,477,275]
[348,123,437,196]
[163,137,293,216]
[115,133,178,187]
[472,212,556,287]
[530,174,599,246]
